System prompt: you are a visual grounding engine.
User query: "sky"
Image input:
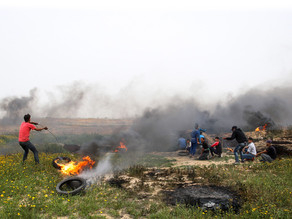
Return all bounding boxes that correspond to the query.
[0,1,292,118]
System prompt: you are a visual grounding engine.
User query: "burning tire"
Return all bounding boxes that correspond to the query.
[56,176,86,195]
[178,151,189,156]
[52,157,71,170]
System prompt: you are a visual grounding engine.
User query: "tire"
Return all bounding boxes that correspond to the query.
[52,157,71,170]
[56,176,87,195]
[178,151,189,156]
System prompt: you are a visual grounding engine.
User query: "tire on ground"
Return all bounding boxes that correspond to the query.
[52,157,71,170]
[56,176,86,195]
[178,151,189,156]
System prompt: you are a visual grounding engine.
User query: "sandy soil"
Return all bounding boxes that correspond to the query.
[151,151,235,167]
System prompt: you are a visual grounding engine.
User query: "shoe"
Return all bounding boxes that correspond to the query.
[233,162,240,165]
[240,160,245,163]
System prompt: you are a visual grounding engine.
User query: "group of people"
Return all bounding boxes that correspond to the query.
[19,113,278,165]
[178,124,222,160]
[225,126,277,164]
[178,125,277,164]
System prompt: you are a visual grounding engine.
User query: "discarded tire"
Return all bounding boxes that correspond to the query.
[56,177,86,195]
[178,151,189,156]
[52,157,71,170]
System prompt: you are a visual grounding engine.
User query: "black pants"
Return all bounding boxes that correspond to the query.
[210,147,222,157]
[198,152,209,160]
[19,141,39,163]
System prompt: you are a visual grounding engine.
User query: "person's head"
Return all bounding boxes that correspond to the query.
[195,123,199,129]
[186,139,190,143]
[248,137,253,143]
[23,114,31,122]
[200,136,205,142]
[215,137,220,142]
[231,126,237,132]
[266,140,272,147]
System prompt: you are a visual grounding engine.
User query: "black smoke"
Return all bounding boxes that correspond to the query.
[1,83,292,153]
[0,88,37,125]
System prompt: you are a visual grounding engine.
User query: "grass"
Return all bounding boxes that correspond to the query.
[0,150,291,218]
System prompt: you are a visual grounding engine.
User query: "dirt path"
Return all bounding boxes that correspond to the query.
[151,151,235,167]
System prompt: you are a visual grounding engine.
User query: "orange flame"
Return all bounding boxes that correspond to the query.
[255,124,268,132]
[59,156,95,175]
[114,141,128,153]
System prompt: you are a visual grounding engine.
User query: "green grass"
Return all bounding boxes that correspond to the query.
[0,152,291,218]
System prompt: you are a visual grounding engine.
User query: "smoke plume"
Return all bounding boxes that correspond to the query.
[0,88,37,125]
[0,82,292,153]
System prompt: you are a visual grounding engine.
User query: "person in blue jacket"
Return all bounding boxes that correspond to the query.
[190,124,201,158]
[178,137,187,150]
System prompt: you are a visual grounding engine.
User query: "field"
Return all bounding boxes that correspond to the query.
[0,118,133,136]
[0,124,292,218]
[0,145,291,218]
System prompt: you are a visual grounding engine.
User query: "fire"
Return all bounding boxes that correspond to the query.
[59,156,95,175]
[114,141,128,153]
[255,124,268,132]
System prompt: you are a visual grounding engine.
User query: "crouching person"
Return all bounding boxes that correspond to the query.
[240,137,257,162]
[198,136,209,160]
[256,140,277,163]
[210,137,222,158]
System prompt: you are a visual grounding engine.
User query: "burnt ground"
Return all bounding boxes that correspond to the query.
[164,185,241,212]
[105,163,242,213]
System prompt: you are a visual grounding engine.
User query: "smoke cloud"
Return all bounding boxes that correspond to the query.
[0,88,37,125]
[79,154,113,184]
[0,82,292,152]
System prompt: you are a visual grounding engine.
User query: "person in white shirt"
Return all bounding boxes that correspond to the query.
[186,139,191,152]
[240,137,257,162]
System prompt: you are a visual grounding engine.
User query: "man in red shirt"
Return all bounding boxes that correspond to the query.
[210,137,222,158]
[19,114,48,164]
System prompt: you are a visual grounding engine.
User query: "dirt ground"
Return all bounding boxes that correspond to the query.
[151,151,235,167]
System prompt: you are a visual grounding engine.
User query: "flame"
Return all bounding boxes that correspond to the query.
[255,124,268,132]
[114,141,128,153]
[59,156,95,175]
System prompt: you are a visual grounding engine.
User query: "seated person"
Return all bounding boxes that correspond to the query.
[198,136,209,160]
[240,137,257,162]
[178,137,187,150]
[256,140,277,162]
[210,137,222,157]
[186,139,191,152]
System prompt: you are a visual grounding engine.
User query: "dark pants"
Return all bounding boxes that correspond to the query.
[261,154,274,163]
[190,142,198,155]
[19,141,39,163]
[199,152,209,160]
[210,147,222,157]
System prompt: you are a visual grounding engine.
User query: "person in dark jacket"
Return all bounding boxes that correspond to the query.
[256,140,277,162]
[224,126,247,164]
[198,136,209,160]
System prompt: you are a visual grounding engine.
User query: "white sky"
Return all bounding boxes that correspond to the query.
[0,1,292,106]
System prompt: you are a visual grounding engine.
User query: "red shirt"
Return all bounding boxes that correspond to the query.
[19,122,36,142]
[211,142,219,148]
